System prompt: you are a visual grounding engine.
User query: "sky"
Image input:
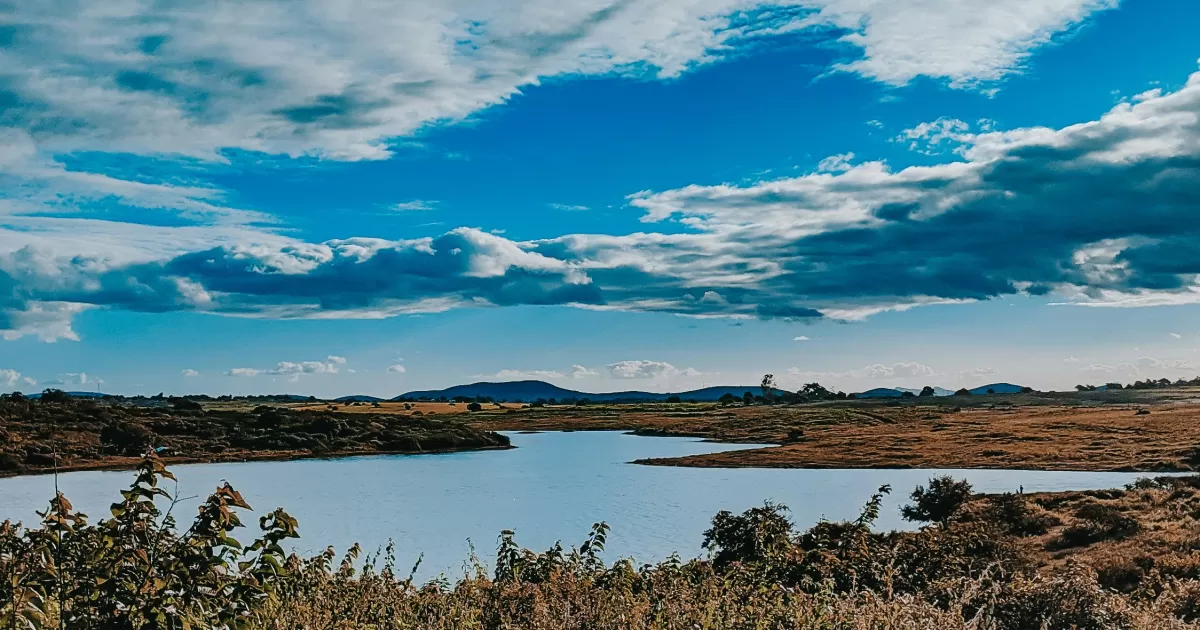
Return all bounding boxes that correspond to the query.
[2,0,1200,397]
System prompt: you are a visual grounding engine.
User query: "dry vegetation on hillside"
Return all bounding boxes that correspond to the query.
[0,396,509,476]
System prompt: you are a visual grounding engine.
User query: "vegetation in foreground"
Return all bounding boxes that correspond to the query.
[0,393,509,477]
[4,455,1200,628]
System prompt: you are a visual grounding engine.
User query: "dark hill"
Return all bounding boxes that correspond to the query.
[396,380,785,403]
[969,383,1026,395]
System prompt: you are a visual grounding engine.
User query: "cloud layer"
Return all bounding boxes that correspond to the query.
[5,68,1200,338]
[0,0,1109,162]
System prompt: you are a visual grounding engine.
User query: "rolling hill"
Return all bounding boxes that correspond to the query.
[396,380,783,403]
[968,383,1027,395]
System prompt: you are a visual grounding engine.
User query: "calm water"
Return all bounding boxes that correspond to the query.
[0,431,1159,579]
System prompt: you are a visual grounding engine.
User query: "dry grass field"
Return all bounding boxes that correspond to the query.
[459,389,1200,472]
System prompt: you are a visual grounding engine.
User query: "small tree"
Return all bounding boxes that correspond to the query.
[467,402,483,412]
[954,388,971,396]
[742,391,754,406]
[760,374,777,404]
[666,395,681,404]
[901,476,973,527]
[718,393,737,406]
[918,386,936,397]
[702,501,793,570]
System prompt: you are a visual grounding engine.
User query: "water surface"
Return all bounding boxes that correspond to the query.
[0,431,1158,579]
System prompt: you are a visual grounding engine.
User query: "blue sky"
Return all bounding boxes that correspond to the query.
[2,0,1200,396]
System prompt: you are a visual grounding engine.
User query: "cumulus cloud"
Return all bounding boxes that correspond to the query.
[226,358,343,379]
[794,335,810,341]
[180,368,200,376]
[7,65,1200,338]
[569,365,600,379]
[606,360,697,379]
[387,364,407,373]
[0,369,36,388]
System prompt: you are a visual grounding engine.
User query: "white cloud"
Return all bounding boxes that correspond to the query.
[817,153,855,173]
[7,55,1200,341]
[1171,333,1183,339]
[549,203,590,212]
[47,372,101,387]
[1,369,24,387]
[1063,357,1080,363]
[387,364,407,373]
[0,0,1109,174]
[606,360,696,379]
[226,358,343,378]
[227,368,261,377]
[818,0,1118,87]
[267,360,342,376]
[391,201,439,211]
[569,365,600,379]
[896,117,975,154]
[793,335,810,341]
[180,368,200,376]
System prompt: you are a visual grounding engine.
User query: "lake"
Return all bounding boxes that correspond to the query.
[0,430,1160,579]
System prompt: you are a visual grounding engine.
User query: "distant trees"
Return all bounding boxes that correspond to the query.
[718,393,737,406]
[742,391,754,406]
[918,386,936,397]
[901,391,916,398]
[799,382,833,399]
[39,389,71,404]
[666,395,681,404]
[954,388,971,396]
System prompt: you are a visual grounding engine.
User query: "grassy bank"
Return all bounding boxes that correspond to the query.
[0,396,510,477]
[465,391,1200,472]
[4,455,1200,628]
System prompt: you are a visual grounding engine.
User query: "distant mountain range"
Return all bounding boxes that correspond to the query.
[26,391,109,399]
[396,380,780,403]
[13,381,1030,404]
[855,383,1027,398]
